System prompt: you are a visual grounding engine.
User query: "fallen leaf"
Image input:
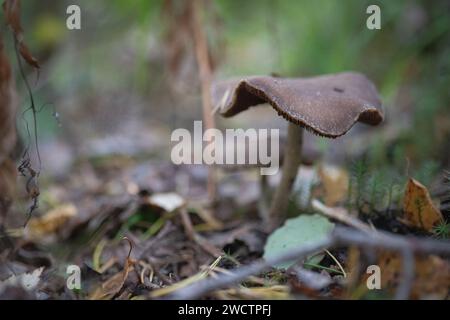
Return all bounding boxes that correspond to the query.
[263,214,335,269]
[26,204,77,240]
[402,178,443,231]
[147,192,185,212]
[378,251,450,299]
[2,0,40,68]
[318,165,349,206]
[89,237,134,299]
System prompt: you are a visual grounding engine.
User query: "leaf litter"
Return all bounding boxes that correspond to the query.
[3,150,450,300]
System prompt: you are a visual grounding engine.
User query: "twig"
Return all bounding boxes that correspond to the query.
[169,226,450,300]
[190,0,217,202]
[169,237,333,299]
[292,266,332,290]
[312,199,374,234]
[333,226,450,254]
[325,249,347,278]
[180,208,222,257]
[395,249,414,300]
[180,207,195,241]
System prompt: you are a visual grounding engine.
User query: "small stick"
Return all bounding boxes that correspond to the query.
[180,208,222,257]
[312,199,374,234]
[395,249,414,300]
[190,0,217,203]
[169,226,450,300]
[169,237,332,299]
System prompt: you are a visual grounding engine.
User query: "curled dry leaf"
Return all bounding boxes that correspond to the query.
[25,204,77,240]
[2,0,40,68]
[89,237,135,299]
[402,178,443,231]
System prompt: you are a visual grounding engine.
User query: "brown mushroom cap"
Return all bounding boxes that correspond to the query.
[212,72,383,138]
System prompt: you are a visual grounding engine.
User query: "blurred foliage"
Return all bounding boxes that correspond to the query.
[2,0,448,172]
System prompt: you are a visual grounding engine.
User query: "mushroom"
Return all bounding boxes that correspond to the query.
[212,72,383,226]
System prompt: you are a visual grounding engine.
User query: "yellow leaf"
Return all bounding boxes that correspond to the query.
[402,178,443,231]
[318,165,349,206]
[26,204,77,240]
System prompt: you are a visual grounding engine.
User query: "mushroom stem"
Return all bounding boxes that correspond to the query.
[258,174,270,222]
[268,122,303,226]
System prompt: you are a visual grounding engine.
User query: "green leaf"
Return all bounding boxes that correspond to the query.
[263,214,335,269]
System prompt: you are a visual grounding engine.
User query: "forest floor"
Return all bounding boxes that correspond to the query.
[1,143,449,300]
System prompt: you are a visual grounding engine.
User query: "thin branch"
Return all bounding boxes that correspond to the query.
[312,199,374,234]
[395,249,414,300]
[168,226,450,300]
[190,0,217,202]
[180,207,222,257]
[169,237,333,299]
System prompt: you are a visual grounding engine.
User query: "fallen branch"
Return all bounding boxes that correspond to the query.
[169,225,450,300]
[169,236,333,299]
[312,199,374,234]
[190,0,217,202]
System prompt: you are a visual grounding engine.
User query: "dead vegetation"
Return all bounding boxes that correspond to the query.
[0,0,449,301]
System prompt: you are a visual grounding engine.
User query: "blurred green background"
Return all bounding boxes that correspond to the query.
[2,0,449,179]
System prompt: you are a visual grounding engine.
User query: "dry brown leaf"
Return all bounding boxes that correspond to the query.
[402,178,443,231]
[378,251,450,299]
[2,0,40,69]
[2,0,22,35]
[318,165,349,206]
[26,204,77,240]
[89,238,135,300]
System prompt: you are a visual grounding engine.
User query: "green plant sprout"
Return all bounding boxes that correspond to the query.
[432,220,449,239]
